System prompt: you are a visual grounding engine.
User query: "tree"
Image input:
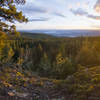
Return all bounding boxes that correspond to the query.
[76,40,100,67]
[0,31,7,39]
[0,0,28,35]
[55,53,75,79]
[37,53,52,77]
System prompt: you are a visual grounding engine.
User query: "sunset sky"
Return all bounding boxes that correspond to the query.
[16,0,100,30]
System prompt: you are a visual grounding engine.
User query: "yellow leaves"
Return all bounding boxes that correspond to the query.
[0,40,14,62]
[38,43,43,51]
[16,72,24,77]
[0,40,5,48]
[0,31,7,39]
[89,85,94,89]
[87,85,94,92]
[8,47,14,59]
[56,53,66,64]
[73,66,100,95]
[23,83,27,87]
[38,81,44,86]
[17,58,24,65]
[53,79,61,85]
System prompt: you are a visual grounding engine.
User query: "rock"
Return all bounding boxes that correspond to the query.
[8,92,15,96]
[16,92,29,98]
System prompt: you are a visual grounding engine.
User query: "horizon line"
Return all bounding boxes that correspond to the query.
[18,28,100,31]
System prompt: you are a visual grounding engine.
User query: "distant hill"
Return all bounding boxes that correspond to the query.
[21,32,55,39]
[19,29,100,37]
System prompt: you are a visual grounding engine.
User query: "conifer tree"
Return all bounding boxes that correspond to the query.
[0,0,28,35]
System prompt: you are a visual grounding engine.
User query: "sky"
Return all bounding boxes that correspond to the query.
[16,0,100,30]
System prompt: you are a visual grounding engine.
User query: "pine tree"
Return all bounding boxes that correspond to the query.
[0,0,28,34]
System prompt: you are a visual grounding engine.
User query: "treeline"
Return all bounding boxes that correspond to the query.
[1,35,100,79]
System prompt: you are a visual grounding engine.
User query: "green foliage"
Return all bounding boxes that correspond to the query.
[0,31,7,39]
[1,35,100,80]
[0,0,27,35]
[76,39,100,66]
[70,65,100,99]
[37,53,52,77]
[54,53,76,79]
[0,41,14,63]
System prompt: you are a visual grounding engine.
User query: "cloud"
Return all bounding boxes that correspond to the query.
[22,5,66,18]
[70,8,88,16]
[53,12,66,18]
[87,15,100,20]
[28,17,49,22]
[94,0,100,13]
[18,0,67,18]
[18,5,47,14]
[71,8,100,20]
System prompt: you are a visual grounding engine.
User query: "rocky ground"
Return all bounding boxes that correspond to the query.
[1,66,100,100]
[0,80,67,100]
[0,66,69,100]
